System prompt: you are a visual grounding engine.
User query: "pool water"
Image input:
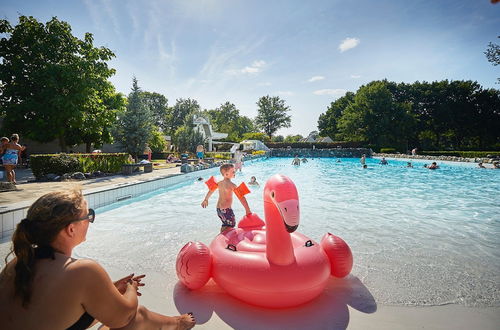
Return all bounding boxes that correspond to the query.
[74,157,500,307]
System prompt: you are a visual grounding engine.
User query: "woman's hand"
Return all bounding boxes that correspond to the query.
[114,274,146,296]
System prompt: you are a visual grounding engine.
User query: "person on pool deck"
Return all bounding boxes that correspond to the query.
[201,163,252,233]
[1,134,26,184]
[0,188,195,330]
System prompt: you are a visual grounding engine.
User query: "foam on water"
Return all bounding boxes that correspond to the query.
[74,157,500,307]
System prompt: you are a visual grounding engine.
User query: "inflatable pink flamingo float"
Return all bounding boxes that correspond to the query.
[176,174,353,308]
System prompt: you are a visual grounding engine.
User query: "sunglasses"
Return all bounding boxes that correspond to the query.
[71,208,95,223]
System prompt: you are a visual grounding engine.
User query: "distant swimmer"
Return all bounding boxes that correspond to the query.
[427,162,439,170]
[380,157,388,165]
[248,176,259,186]
[301,158,308,163]
[360,154,366,165]
[406,162,413,168]
[291,155,301,166]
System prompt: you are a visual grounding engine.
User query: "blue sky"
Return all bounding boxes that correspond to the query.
[1,0,498,137]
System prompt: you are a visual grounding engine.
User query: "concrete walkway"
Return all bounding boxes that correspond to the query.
[0,166,182,207]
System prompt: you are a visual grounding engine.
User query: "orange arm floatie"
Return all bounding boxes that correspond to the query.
[234,182,250,199]
[205,176,218,191]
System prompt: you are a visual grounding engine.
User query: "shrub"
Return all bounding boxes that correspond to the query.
[31,154,80,179]
[206,152,231,160]
[380,148,396,154]
[266,141,363,149]
[421,151,500,158]
[30,153,130,179]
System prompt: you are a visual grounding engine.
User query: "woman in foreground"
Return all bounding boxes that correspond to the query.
[0,188,195,330]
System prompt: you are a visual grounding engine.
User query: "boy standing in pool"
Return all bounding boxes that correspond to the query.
[201,163,252,232]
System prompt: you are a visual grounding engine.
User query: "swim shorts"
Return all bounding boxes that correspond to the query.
[1,150,18,165]
[196,151,204,159]
[217,208,236,228]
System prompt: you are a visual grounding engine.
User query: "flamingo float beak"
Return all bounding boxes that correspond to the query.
[274,199,299,233]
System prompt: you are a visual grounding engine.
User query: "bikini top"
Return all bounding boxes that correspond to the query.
[34,246,96,330]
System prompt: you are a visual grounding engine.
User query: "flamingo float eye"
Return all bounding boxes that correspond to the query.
[284,207,287,212]
[271,191,275,198]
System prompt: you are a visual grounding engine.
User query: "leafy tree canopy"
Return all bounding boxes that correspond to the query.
[0,16,118,151]
[166,98,200,136]
[112,77,152,160]
[255,95,292,138]
[206,102,255,141]
[141,91,168,131]
[485,36,500,83]
[317,79,500,151]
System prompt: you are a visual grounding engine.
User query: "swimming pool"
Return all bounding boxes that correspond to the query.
[74,157,500,307]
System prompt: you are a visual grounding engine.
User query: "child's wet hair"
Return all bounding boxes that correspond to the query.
[220,163,234,173]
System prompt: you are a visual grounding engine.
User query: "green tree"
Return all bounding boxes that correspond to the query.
[242,132,271,142]
[113,77,152,161]
[0,16,117,151]
[485,36,499,83]
[272,135,284,142]
[284,134,303,143]
[255,95,292,138]
[148,126,167,153]
[173,121,204,153]
[207,102,255,141]
[166,98,200,136]
[337,81,415,149]
[65,90,126,152]
[141,91,168,131]
[317,92,355,139]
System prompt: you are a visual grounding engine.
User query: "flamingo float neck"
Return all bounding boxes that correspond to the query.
[263,174,300,266]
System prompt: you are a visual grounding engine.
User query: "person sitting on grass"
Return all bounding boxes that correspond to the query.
[0,188,195,330]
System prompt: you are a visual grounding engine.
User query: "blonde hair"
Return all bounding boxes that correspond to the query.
[10,134,19,142]
[6,187,85,306]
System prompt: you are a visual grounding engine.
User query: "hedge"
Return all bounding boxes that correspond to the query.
[420,151,500,158]
[30,153,130,179]
[205,152,232,160]
[266,141,364,149]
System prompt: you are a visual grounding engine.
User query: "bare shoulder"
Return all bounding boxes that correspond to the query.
[65,258,109,281]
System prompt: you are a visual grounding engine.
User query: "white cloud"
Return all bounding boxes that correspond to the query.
[227,60,267,75]
[350,74,361,79]
[313,89,347,96]
[339,37,360,52]
[277,91,293,96]
[308,76,325,82]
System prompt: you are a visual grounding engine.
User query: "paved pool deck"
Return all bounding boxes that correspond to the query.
[0,166,182,207]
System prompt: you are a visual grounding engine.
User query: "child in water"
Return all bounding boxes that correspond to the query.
[201,163,252,232]
[248,176,259,186]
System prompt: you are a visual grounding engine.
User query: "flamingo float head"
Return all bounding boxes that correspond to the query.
[264,174,300,233]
